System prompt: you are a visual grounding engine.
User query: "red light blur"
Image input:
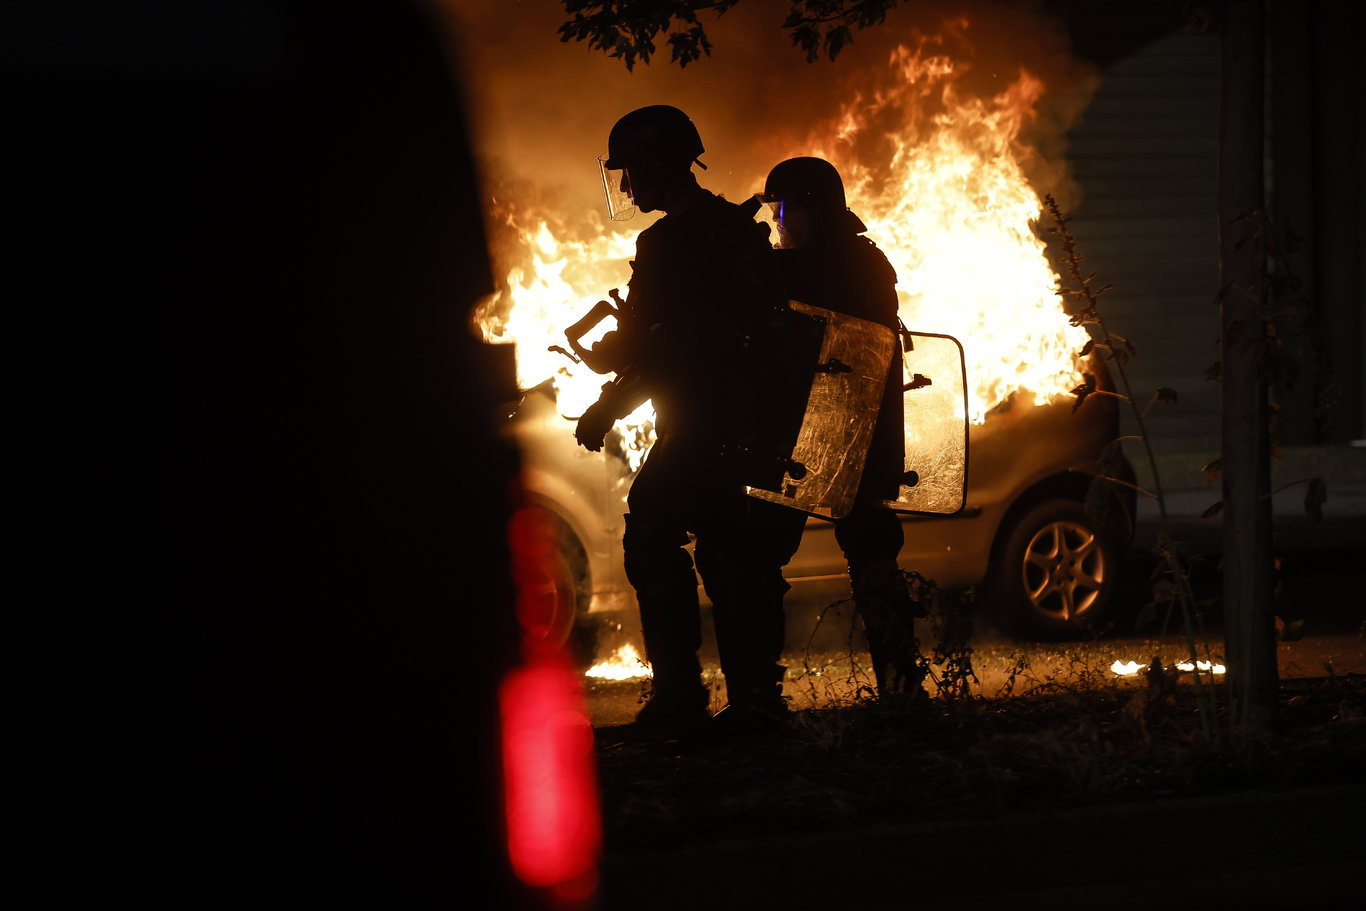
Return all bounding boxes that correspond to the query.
[499,658,602,895]
[507,503,572,659]
[500,491,602,902]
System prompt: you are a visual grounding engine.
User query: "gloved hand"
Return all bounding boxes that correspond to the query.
[575,400,616,452]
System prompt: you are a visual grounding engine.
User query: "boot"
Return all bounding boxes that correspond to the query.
[708,666,790,739]
[629,681,711,740]
[852,559,926,697]
[628,575,709,739]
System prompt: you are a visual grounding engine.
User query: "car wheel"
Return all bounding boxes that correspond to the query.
[509,505,591,655]
[992,498,1119,639]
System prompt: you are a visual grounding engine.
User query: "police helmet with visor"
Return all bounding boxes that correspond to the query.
[599,105,706,221]
[763,156,866,247]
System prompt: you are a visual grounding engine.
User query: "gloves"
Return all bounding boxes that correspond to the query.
[575,400,616,452]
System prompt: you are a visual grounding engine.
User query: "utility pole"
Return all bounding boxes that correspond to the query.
[1219,0,1277,736]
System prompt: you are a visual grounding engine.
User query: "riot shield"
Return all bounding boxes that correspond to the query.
[746,301,896,519]
[886,331,968,516]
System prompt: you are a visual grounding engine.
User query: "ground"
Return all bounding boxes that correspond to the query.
[585,549,1366,907]
[592,671,1366,859]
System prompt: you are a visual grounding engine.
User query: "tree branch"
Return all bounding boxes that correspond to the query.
[558,0,902,68]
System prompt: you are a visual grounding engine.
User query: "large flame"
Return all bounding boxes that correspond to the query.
[476,209,638,416]
[474,25,1089,455]
[818,37,1089,423]
[475,206,657,469]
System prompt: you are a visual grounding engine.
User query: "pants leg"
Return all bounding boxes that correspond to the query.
[622,446,704,694]
[835,504,925,695]
[695,497,805,705]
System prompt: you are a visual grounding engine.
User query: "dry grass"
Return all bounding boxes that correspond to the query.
[594,671,1366,857]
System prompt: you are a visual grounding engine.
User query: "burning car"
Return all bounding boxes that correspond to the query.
[481,35,1139,650]
[506,345,1135,653]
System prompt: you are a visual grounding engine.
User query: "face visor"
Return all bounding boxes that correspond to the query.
[762,195,816,249]
[599,154,635,221]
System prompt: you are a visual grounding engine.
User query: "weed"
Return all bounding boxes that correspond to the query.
[1045,194,1217,740]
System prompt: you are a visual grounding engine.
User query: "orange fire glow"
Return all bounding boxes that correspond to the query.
[474,27,1088,456]
[475,210,656,468]
[585,643,652,681]
[819,37,1090,423]
[1112,659,1227,676]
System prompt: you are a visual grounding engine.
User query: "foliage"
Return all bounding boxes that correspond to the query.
[1211,207,1338,447]
[557,0,903,69]
[782,0,904,62]
[558,1,739,70]
[787,570,979,714]
[913,571,979,703]
[1044,193,1220,740]
[595,671,1366,859]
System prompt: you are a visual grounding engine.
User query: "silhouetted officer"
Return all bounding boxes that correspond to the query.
[576,105,801,737]
[763,156,926,696]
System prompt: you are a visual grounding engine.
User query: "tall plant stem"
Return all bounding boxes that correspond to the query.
[1045,196,1215,739]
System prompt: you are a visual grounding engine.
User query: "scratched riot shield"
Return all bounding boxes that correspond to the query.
[746,301,897,519]
[885,331,968,515]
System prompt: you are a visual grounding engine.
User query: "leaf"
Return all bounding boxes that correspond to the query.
[1154,387,1178,404]
[1070,372,1096,412]
[1202,458,1222,480]
[1277,617,1306,642]
[559,0,739,70]
[824,24,852,60]
[1199,500,1223,520]
[1303,476,1327,524]
[1205,361,1222,382]
[668,24,712,66]
[1080,338,1094,357]
[790,22,821,60]
[1149,578,1179,600]
[1133,602,1159,629]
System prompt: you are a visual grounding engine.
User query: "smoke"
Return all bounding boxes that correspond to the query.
[442,0,1096,247]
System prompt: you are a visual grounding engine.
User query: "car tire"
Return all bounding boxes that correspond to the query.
[510,505,592,657]
[991,498,1120,639]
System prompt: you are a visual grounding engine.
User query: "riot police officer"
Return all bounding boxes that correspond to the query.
[762,156,926,696]
[576,106,802,737]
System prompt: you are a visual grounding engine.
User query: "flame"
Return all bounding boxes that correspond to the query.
[1177,660,1226,675]
[474,207,660,467]
[475,21,1090,469]
[475,213,637,413]
[811,36,1089,423]
[1111,659,1226,676]
[585,643,652,681]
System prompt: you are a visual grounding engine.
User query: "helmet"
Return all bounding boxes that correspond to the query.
[763,157,847,218]
[603,105,705,172]
[763,157,865,244]
[599,105,705,220]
